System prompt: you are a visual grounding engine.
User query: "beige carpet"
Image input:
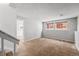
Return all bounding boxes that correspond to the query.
[16,38,79,56]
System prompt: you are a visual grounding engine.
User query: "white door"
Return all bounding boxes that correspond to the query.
[17,19,24,40]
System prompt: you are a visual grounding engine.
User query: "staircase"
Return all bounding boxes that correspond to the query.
[0,30,19,56]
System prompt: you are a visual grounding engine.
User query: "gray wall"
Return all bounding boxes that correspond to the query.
[42,17,77,42]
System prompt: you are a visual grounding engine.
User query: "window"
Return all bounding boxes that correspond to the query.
[46,21,68,30]
[55,21,68,30]
[47,23,55,30]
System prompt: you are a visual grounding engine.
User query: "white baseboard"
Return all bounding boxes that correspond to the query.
[25,37,41,42]
[19,37,41,43]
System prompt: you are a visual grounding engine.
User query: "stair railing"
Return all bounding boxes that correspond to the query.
[0,30,19,56]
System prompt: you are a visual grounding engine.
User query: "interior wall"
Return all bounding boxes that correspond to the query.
[16,9,42,40]
[0,4,16,50]
[24,18,42,40]
[75,16,79,50]
[42,17,77,42]
[0,4,16,37]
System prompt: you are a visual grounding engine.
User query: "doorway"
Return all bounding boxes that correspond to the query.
[16,18,24,40]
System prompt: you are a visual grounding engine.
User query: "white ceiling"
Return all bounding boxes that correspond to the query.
[10,3,79,21]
